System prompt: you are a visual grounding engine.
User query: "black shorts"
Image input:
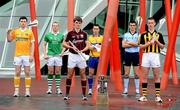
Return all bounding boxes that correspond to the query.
[124,52,139,66]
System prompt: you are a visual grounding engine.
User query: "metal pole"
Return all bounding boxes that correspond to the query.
[149,0,153,17]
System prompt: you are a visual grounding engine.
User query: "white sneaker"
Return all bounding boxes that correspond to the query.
[155,96,163,103]
[136,93,140,98]
[25,91,31,97]
[138,96,147,102]
[46,89,52,94]
[13,91,19,97]
[64,96,70,100]
[136,89,140,94]
[56,88,62,95]
[121,92,128,96]
[88,89,92,96]
[82,95,88,101]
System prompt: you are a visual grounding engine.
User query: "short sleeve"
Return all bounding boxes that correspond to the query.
[10,30,16,40]
[65,32,70,42]
[44,34,49,42]
[83,31,87,41]
[158,33,165,45]
[139,34,145,44]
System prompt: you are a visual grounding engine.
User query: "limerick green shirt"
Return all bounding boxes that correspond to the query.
[44,32,64,55]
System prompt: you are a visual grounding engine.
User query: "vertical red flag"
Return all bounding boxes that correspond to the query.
[67,0,75,87]
[139,0,146,84]
[110,20,123,91]
[93,0,119,101]
[29,0,41,80]
[161,0,180,89]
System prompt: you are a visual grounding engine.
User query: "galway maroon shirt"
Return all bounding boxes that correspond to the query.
[65,29,87,54]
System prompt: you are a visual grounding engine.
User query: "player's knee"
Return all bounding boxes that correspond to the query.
[89,72,94,77]
[48,70,54,74]
[123,74,129,79]
[67,73,73,79]
[55,70,60,74]
[134,74,139,79]
[80,73,86,79]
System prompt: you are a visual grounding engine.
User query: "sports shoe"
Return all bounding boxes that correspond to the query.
[56,88,62,95]
[135,93,140,98]
[25,91,31,97]
[64,96,70,100]
[138,96,147,102]
[82,95,88,101]
[13,91,19,97]
[46,89,52,94]
[121,92,128,96]
[88,89,92,96]
[136,89,140,94]
[155,96,163,103]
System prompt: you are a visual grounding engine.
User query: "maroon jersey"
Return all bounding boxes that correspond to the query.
[65,29,87,54]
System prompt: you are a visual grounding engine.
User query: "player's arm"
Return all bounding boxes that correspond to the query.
[155,40,164,49]
[139,42,151,49]
[42,41,49,59]
[30,40,35,62]
[62,39,72,49]
[127,41,139,46]
[7,29,14,42]
[81,40,90,53]
[30,41,35,57]
[139,33,152,49]
[122,40,131,48]
[88,39,96,51]
[155,33,165,49]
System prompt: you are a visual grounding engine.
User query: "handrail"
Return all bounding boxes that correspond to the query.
[49,0,57,32]
[0,0,16,68]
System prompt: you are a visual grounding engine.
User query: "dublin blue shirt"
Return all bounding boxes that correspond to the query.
[123,32,139,53]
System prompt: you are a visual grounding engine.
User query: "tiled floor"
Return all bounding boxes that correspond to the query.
[0,77,179,110]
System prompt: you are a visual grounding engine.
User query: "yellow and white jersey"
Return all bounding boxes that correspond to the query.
[88,35,103,57]
[11,28,34,56]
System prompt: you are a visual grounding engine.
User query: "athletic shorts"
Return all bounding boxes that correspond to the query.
[141,52,160,68]
[47,56,62,66]
[68,53,87,69]
[88,57,99,69]
[13,56,31,66]
[124,52,139,66]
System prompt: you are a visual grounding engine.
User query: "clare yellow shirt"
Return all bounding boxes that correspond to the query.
[88,35,103,57]
[11,28,34,56]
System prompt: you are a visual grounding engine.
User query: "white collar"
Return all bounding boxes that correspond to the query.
[52,31,59,35]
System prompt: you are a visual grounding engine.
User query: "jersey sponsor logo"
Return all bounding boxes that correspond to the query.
[80,34,84,38]
[16,37,29,42]
[72,39,84,44]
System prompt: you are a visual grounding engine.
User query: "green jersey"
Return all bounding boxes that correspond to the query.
[44,32,64,55]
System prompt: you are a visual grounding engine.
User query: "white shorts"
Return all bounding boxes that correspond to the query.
[141,53,161,68]
[13,56,30,66]
[68,53,87,69]
[47,56,62,66]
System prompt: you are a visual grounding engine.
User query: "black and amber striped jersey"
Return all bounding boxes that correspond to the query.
[139,31,165,53]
